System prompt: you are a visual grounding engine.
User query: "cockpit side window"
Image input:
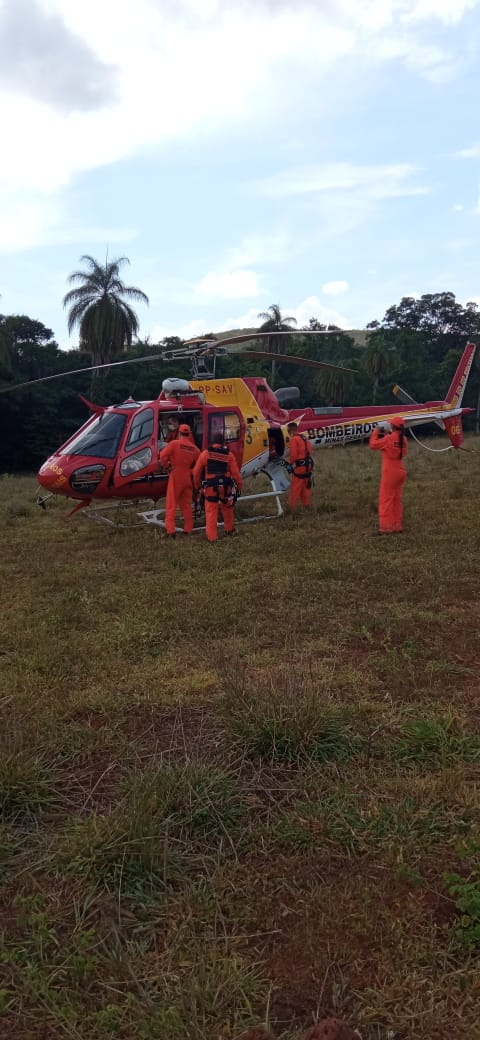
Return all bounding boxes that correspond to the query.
[224,413,241,442]
[125,408,154,450]
[208,412,241,443]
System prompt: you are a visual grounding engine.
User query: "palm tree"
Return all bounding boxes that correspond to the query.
[257,303,297,386]
[316,366,352,406]
[63,256,149,380]
[363,336,396,402]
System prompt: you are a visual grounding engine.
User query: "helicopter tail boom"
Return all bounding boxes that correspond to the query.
[444,342,476,409]
[435,342,476,447]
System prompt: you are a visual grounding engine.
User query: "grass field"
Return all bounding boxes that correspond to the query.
[1,439,480,1040]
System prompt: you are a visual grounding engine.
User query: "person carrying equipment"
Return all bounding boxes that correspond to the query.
[159,424,200,536]
[369,416,408,534]
[193,433,243,542]
[287,421,313,509]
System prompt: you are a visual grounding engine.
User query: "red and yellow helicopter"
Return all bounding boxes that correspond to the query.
[2,331,476,529]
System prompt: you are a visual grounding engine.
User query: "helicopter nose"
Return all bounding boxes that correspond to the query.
[38,459,68,493]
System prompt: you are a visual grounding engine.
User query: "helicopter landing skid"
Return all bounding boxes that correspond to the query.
[82,498,157,528]
[137,488,286,531]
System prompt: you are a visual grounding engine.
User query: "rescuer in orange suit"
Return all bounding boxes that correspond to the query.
[287,421,313,509]
[159,424,200,536]
[193,434,243,542]
[369,416,408,534]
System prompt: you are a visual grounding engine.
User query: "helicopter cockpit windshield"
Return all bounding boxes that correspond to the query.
[60,413,127,458]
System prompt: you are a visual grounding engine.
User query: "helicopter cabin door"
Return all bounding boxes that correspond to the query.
[204,408,245,472]
[112,403,159,489]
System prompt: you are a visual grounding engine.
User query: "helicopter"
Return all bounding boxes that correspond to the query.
[2,331,476,529]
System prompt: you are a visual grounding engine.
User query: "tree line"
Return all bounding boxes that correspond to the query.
[0,252,479,472]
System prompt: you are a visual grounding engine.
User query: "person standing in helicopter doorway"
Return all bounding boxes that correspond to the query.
[369,417,408,534]
[159,424,200,537]
[193,432,243,542]
[163,415,196,447]
[165,416,180,442]
[286,421,313,510]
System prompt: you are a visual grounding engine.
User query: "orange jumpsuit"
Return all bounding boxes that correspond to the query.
[193,444,243,541]
[160,438,200,534]
[288,432,313,508]
[369,426,408,533]
[165,427,195,444]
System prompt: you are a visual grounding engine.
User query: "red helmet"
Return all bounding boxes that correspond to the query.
[392,416,405,428]
[179,423,191,436]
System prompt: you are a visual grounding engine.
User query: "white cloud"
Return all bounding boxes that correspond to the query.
[0,0,118,113]
[401,0,479,25]
[322,280,349,296]
[444,237,473,252]
[227,231,294,268]
[0,3,471,198]
[148,294,352,343]
[288,295,351,329]
[0,187,136,253]
[251,163,429,242]
[215,308,265,333]
[0,0,476,251]
[452,203,464,211]
[454,144,480,158]
[254,162,428,199]
[193,268,262,299]
[207,296,352,332]
[375,34,461,82]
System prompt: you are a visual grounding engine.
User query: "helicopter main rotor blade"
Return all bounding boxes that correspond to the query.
[0,352,169,394]
[0,329,358,394]
[188,329,356,352]
[233,350,356,373]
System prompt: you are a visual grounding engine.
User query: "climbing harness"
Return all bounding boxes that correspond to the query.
[194,488,205,518]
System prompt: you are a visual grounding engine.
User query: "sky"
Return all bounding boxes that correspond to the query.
[0,0,480,349]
